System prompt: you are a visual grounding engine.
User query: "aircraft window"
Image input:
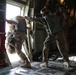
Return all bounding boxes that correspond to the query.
[6,3,21,20]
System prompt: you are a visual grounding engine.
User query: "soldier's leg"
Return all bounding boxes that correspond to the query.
[15,38,31,68]
[40,35,53,67]
[55,32,70,65]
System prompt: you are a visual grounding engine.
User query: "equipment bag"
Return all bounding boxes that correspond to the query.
[15,20,27,33]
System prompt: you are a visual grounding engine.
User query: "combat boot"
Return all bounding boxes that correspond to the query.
[19,58,25,63]
[20,62,31,68]
[63,61,69,68]
[40,62,48,67]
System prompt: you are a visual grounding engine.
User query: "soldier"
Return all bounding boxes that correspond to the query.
[40,7,70,68]
[5,16,31,68]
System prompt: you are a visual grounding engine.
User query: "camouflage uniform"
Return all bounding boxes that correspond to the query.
[43,32,69,63]
[13,31,29,63]
[5,31,15,53]
[6,16,31,68]
[41,12,69,67]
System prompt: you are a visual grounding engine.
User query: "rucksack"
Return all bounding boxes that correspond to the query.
[15,19,27,33]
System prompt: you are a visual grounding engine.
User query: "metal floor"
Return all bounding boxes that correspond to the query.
[0,61,76,75]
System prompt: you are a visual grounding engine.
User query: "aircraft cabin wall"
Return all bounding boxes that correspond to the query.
[0,0,7,67]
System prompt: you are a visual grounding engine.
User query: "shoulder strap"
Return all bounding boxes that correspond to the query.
[44,17,53,36]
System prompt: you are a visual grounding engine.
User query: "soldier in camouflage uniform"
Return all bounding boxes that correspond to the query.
[40,7,70,68]
[6,16,31,68]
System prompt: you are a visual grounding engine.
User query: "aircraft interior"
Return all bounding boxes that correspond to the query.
[0,0,76,75]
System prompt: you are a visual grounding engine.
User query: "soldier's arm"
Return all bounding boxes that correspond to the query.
[16,16,25,21]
